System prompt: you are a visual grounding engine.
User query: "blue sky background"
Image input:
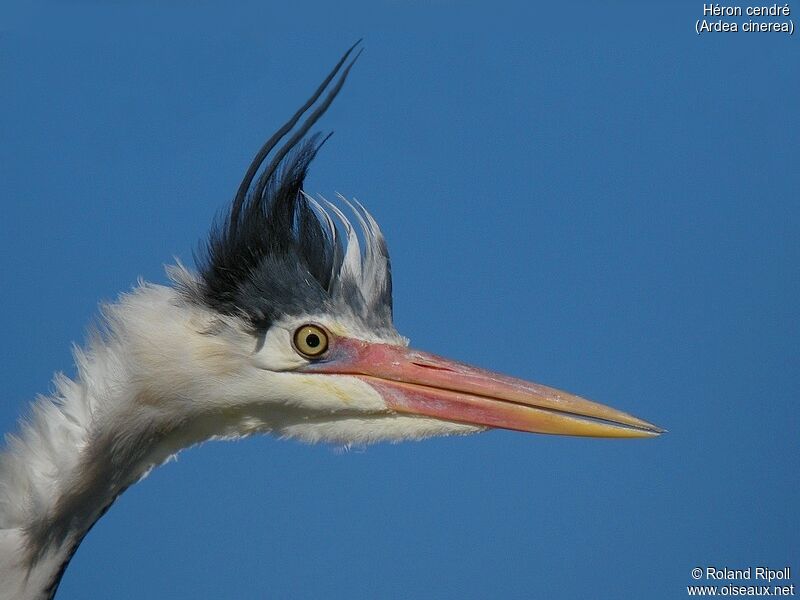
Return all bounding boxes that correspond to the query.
[1,2,797,598]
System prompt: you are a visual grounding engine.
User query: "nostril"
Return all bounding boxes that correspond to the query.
[411,361,455,373]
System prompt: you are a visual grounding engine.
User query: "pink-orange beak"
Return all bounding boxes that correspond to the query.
[306,337,663,438]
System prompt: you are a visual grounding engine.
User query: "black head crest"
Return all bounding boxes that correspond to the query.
[187,41,393,333]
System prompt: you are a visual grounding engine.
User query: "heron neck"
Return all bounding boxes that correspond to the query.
[0,285,203,600]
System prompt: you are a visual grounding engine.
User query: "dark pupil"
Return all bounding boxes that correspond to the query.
[305,333,321,348]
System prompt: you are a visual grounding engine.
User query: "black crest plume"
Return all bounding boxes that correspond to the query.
[192,41,393,332]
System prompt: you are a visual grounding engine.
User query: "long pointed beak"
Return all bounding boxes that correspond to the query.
[311,338,664,438]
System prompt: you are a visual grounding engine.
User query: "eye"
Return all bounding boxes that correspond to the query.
[293,324,330,359]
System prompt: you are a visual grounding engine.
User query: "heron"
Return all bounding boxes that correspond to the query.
[0,42,663,600]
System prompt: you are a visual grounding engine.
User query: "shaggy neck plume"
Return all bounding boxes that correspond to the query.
[0,285,211,600]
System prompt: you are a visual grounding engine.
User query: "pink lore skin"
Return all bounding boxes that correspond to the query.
[300,335,663,438]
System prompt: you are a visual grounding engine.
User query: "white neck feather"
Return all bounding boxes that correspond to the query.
[0,283,227,600]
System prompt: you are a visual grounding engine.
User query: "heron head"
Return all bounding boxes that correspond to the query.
[166,44,662,446]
